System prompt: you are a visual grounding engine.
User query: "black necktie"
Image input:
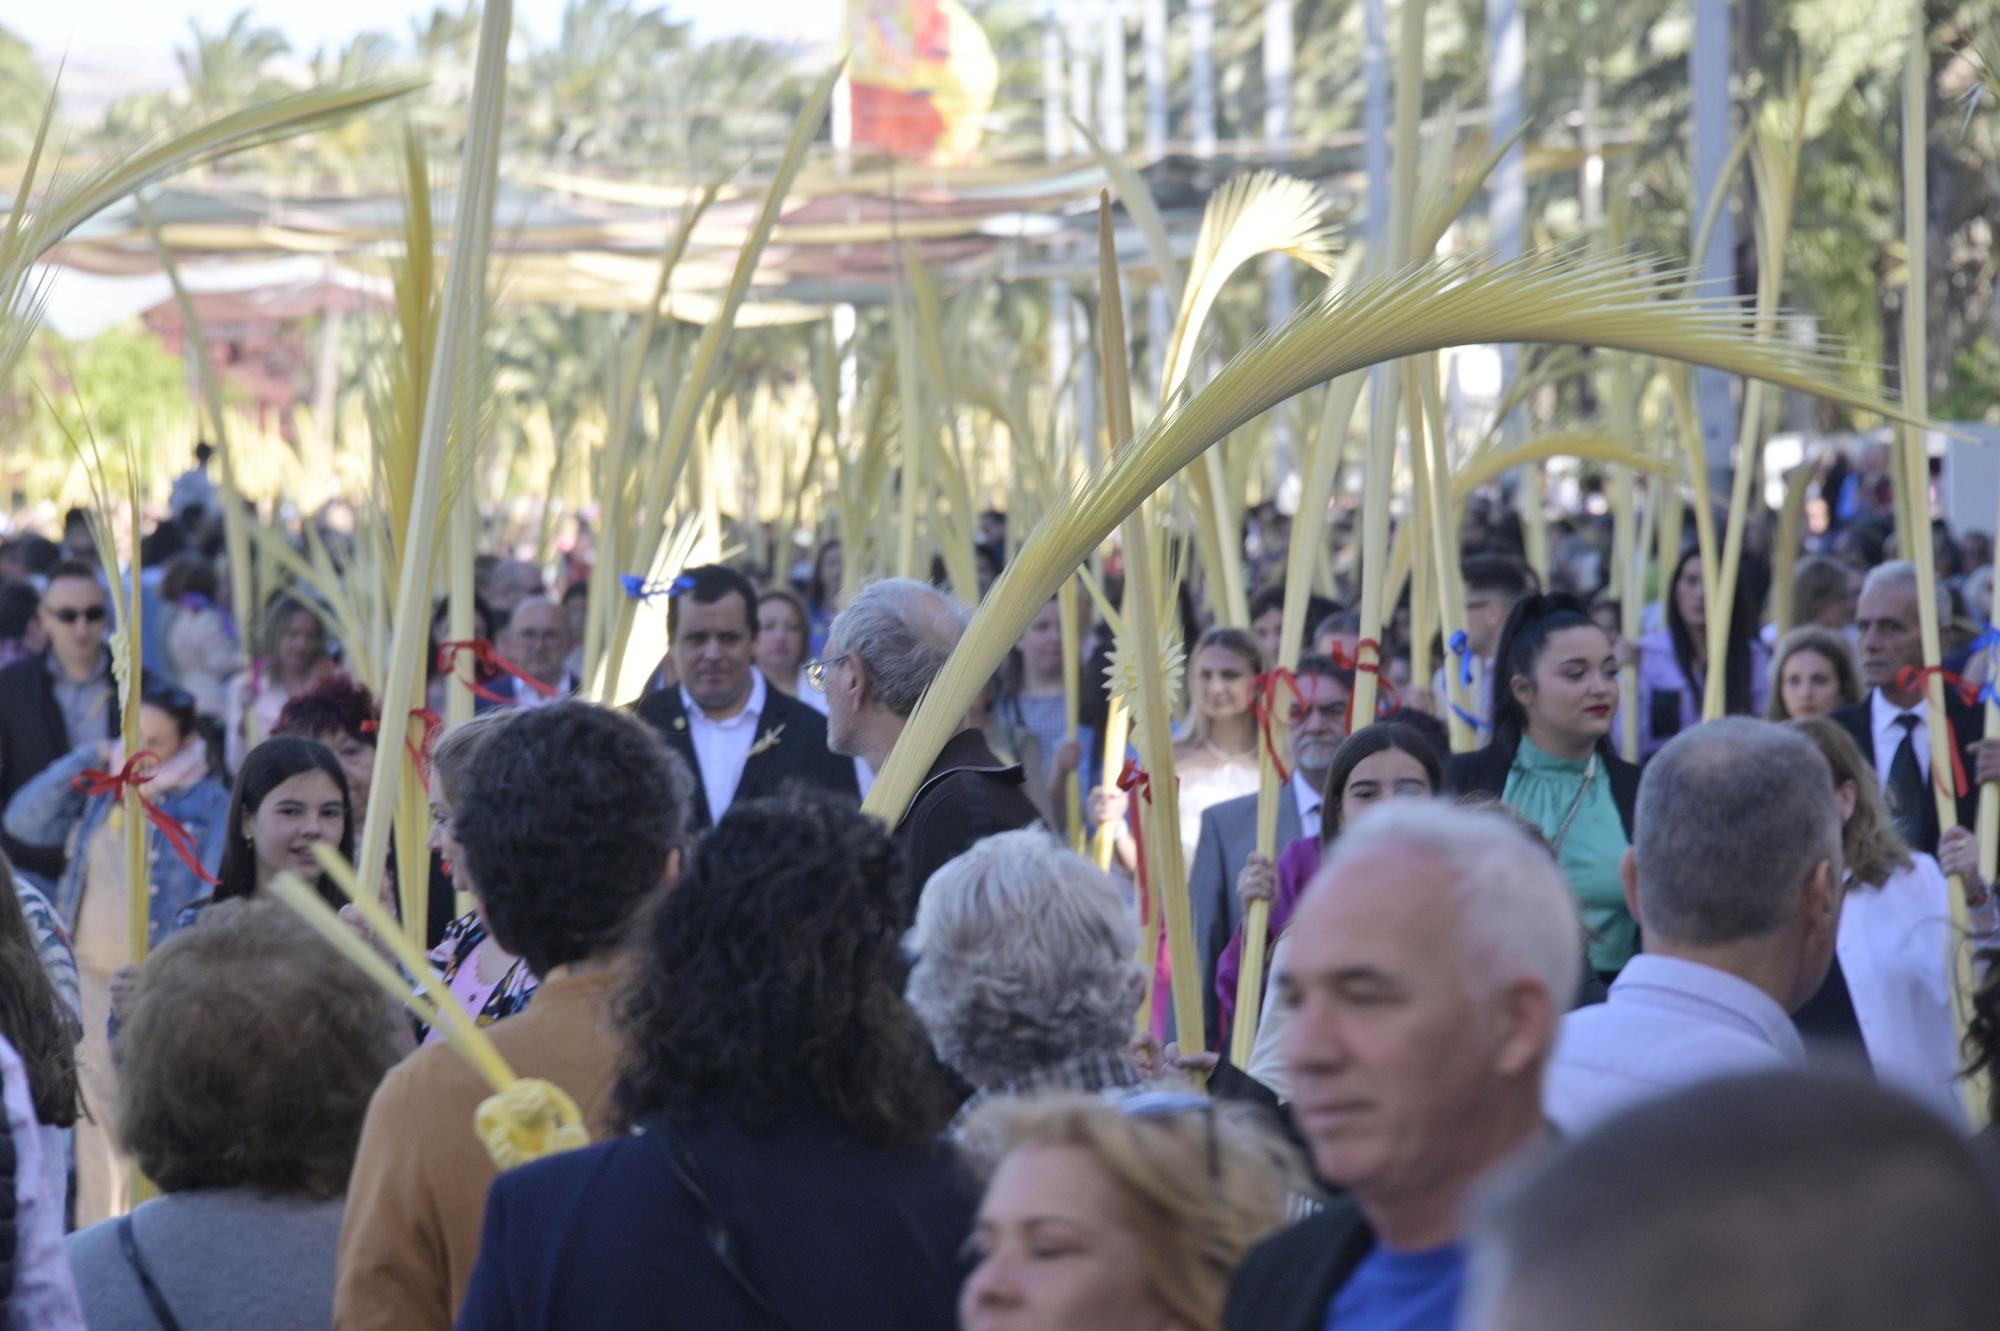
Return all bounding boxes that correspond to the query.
[1886,713,1938,853]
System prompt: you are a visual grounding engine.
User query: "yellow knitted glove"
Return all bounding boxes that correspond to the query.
[474,1078,591,1170]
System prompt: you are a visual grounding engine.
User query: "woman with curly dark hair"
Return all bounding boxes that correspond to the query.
[454,790,976,1331]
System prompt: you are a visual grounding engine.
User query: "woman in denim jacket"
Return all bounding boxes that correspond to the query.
[1,681,227,1225]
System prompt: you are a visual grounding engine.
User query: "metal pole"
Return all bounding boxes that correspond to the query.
[1191,0,1218,158]
[1485,0,1524,439]
[1143,0,1171,394]
[1265,0,1296,484]
[1692,0,1738,490]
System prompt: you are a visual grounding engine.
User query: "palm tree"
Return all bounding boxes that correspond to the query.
[177,10,293,113]
[0,25,51,160]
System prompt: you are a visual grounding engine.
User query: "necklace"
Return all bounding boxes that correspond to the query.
[1199,739,1256,764]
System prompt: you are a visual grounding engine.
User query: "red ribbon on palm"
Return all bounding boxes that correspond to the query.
[437,639,558,705]
[1892,665,1977,799]
[361,707,447,791]
[1330,638,1400,734]
[1251,668,1303,784]
[72,754,220,888]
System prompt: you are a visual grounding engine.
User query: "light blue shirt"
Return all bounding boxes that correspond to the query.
[1543,953,1806,1134]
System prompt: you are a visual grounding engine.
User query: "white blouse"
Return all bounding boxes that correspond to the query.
[1839,853,1999,1128]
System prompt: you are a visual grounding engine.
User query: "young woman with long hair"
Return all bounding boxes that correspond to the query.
[1635,545,1771,757]
[208,736,354,915]
[1172,626,1267,862]
[1217,722,1447,1041]
[1451,593,1641,979]
[224,592,335,774]
[1764,625,1864,721]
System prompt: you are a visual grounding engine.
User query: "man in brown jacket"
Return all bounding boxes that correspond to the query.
[334,701,691,1330]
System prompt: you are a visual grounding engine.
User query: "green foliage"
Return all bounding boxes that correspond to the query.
[0,25,51,161]
[1937,337,2000,424]
[13,324,197,498]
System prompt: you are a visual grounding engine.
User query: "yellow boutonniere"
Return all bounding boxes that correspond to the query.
[747,724,785,761]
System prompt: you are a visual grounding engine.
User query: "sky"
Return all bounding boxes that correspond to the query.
[15,0,839,74]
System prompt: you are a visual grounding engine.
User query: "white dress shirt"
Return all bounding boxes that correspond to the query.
[681,669,767,820]
[1543,953,1807,1133]
[511,670,576,709]
[1289,769,1325,843]
[1869,688,1932,786]
[1840,854,2000,1128]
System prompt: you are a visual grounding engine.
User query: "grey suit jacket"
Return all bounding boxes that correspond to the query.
[1187,787,1302,1047]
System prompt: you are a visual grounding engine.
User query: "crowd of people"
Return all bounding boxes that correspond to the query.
[0,440,1996,1329]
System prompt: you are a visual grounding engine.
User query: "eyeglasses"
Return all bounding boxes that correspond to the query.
[1120,1090,1221,1180]
[46,605,108,625]
[803,654,850,692]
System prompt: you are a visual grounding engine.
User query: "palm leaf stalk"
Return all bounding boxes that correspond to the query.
[282,848,584,1167]
[1894,13,1981,1126]
[2,78,420,397]
[599,62,842,702]
[135,197,258,657]
[579,182,718,696]
[349,0,508,949]
[1347,0,1431,729]
[1703,79,1812,719]
[1771,459,1816,633]
[48,403,147,1201]
[1416,360,1476,752]
[1091,196,1202,1058]
[1058,576,1086,852]
[1162,172,1339,628]
[1608,353,1645,762]
[1231,369,1369,1059]
[859,249,1942,832]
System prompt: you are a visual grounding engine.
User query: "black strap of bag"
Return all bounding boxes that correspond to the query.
[638,1114,793,1331]
[117,1214,186,1331]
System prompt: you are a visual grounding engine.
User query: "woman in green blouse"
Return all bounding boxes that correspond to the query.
[1447,592,1642,979]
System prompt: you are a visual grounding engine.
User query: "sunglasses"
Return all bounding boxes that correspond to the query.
[46,605,108,625]
[1120,1090,1221,1180]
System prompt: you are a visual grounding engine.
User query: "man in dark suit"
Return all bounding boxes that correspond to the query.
[817,577,1039,904]
[0,561,116,882]
[1829,561,1999,856]
[634,565,856,830]
[1224,802,1572,1331]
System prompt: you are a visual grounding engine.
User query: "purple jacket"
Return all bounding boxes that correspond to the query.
[1214,834,1322,1044]
[1636,628,1771,758]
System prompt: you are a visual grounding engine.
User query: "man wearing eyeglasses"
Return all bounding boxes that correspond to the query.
[1181,654,1353,1047]
[487,596,576,709]
[817,577,1040,906]
[0,560,116,882]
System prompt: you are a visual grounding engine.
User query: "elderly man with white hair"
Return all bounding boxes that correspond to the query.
[1829,559,1999,855]
[905,827,1148,1126]
[817,577,1040,900]
[1223,802,1582,1331]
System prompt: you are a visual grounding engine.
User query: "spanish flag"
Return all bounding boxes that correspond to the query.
[848,0,999,165]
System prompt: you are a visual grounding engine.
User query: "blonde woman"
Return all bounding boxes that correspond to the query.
[1764,625,1863,721]
[1790,717,1997,1125]
[959,1092,1307,1331]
